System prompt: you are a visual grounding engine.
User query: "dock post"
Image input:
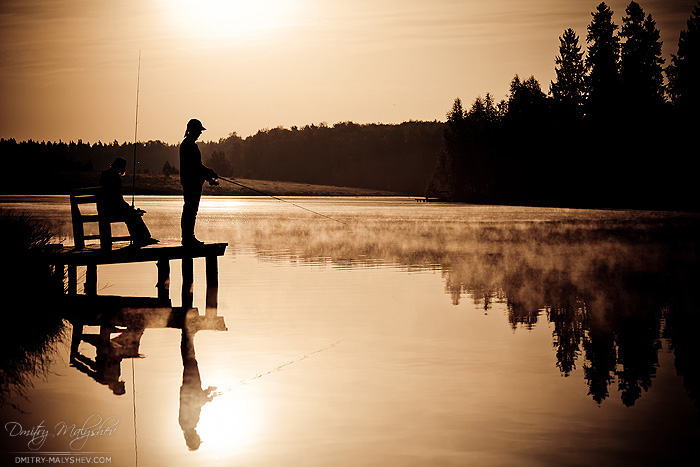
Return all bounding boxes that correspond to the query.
[84,264,97,295]
[68,265,77,295]
[205,255,219,315]
[54,264,65,294]
[156,259,171,301]
[182,257,194,310]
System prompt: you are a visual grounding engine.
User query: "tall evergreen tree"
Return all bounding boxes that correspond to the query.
[428,98,467,199]
[551,28,588,119]
[443,97,467,162]
[586,2,621,119]
[620,1,665,110]
[506,75,549,122]
[667,2,700,115]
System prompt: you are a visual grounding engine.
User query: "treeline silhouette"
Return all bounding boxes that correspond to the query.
[0,139,177,193]
[427,1,700,210]
[1,1,697,209]
[0,121,443,195]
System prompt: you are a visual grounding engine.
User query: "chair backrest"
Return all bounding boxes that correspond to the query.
[69,187,131,250]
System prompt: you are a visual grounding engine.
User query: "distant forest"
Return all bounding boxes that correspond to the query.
[0,121,443,195]
[1,1,698,210]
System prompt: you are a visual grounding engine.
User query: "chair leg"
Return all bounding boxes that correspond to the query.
[99,219,113,250]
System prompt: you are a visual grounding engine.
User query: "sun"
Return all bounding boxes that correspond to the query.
[164,0,296,43]
[195,386,267,455]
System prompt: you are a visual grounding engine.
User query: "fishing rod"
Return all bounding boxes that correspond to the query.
[217,176,349,226]
[131,50,141,207]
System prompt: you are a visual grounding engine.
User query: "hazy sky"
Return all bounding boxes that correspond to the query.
[0,0,696,144]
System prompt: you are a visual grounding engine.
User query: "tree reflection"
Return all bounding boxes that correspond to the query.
[438,222,699,406]
[663,274,700,410]
[243,212,699,407]
[548,302,586,377]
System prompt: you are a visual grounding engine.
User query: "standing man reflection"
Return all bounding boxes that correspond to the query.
[179,326,217,450]
[179,119,219,247]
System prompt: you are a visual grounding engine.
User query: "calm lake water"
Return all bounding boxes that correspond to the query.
[1,195,700,466]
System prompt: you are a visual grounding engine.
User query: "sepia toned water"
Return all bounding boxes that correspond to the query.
[1,195,699,466]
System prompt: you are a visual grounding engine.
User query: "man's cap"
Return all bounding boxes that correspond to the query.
[112,157,127,169]
[186,119,206,132]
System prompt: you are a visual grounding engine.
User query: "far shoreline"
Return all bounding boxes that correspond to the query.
[4,172,405,197]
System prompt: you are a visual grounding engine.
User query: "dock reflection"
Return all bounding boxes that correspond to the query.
[64,293,227,450]
[66,295,226,395]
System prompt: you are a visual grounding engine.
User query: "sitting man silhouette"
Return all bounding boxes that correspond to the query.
[98,157,158,247]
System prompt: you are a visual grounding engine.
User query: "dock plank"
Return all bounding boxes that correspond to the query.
[42,242,227,266]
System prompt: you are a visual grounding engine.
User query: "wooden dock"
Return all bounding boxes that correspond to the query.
[415,197,447,203]
[43,242,227,310]
[40,193,230,394]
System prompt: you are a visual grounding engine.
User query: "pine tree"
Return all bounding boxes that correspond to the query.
[465,93,503,135]
[428,98,467,200]
[551,28,588,119]
[586,2,621,119]
[667,2,700,114]
[620,1,665,110]
[443,98,467,161]
[506,75,548,122]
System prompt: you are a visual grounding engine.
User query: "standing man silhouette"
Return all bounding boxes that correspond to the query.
[179,119,219,247]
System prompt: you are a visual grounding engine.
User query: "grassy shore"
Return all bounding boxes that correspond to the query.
[29,171,404,196]
[0,209,67,412]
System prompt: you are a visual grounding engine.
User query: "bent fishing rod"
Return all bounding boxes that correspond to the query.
[217,176,349,227]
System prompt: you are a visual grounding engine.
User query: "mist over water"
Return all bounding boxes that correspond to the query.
[1,196,699,466]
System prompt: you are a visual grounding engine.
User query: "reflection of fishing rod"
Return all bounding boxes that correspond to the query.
[217,176,349,226]
[215,341,342,395]
[131,358,139,467]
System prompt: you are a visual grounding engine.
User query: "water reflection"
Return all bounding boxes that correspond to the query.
[438,229,700,407]
[236,210,700,408]
[64,298,226,450]
[0,313,66,413]
[70,319,142,396]
[2,197,700,464]
[179,325,217,451]
[66,297,226,383]
[65,296,227,450]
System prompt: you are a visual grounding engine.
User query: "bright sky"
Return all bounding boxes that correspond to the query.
[0,0,696,144]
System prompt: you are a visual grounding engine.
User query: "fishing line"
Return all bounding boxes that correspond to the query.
[217,176,349,227]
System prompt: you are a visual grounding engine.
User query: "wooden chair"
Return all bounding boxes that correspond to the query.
[70,187,132,250]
